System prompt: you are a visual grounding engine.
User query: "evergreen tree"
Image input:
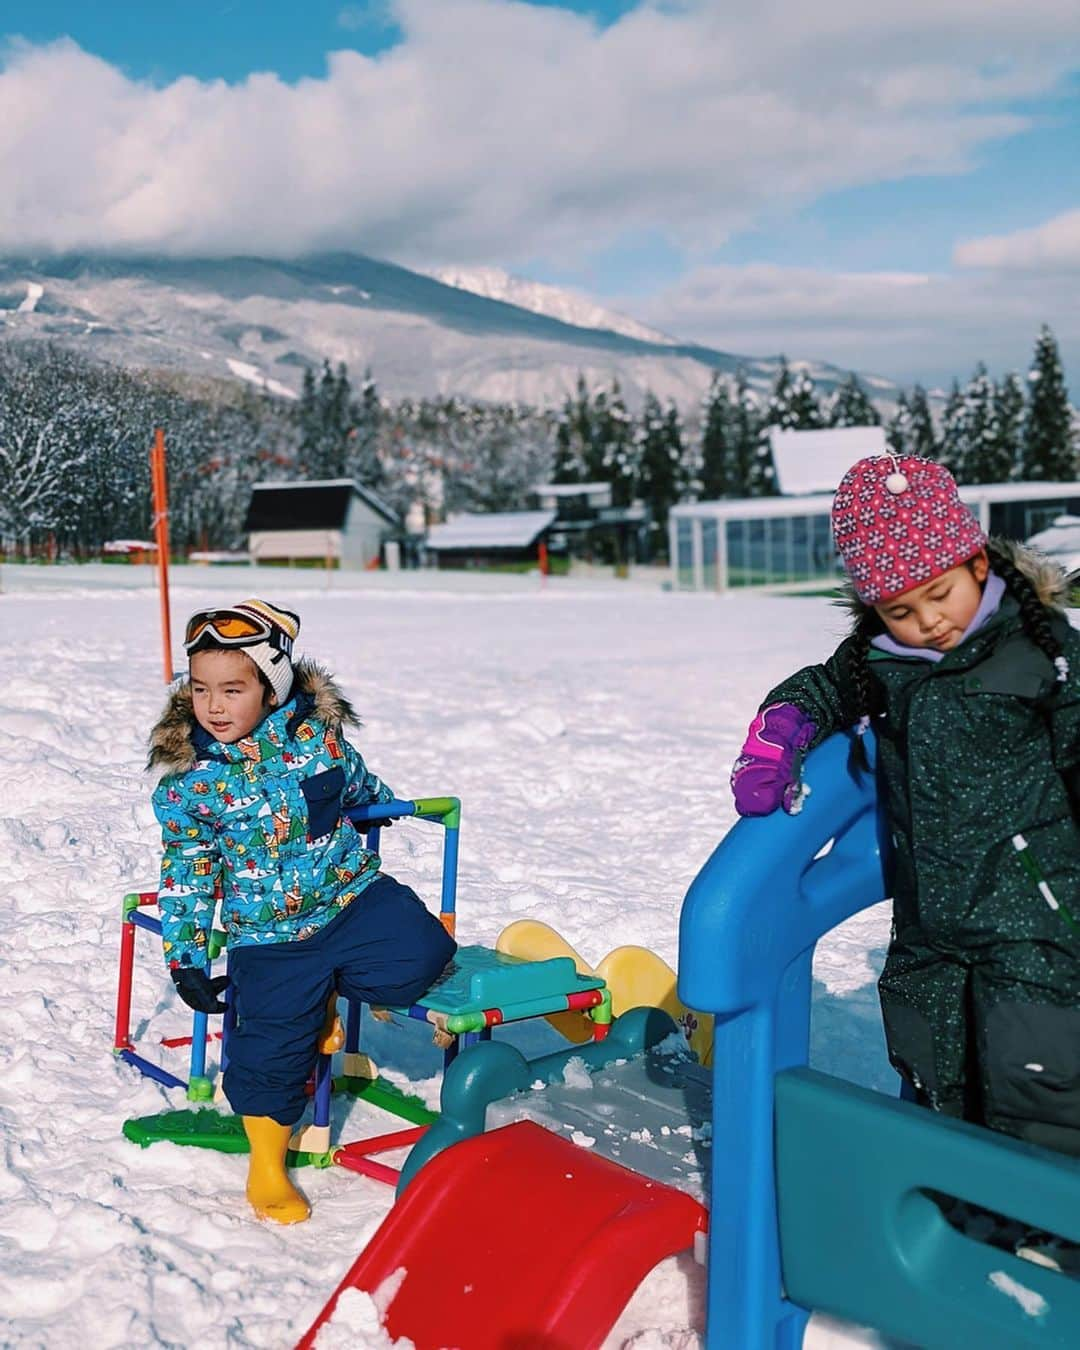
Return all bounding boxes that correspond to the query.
[731,369,765,496]
[636,392,682,543]
[347,367,383,490]
[298,366,319,474]
[765,359,794,427]
[828,373,881,427]
[907,385,938,460]
[1022,325,1075,480]
[571,375,595,477]
[764,360,823,430]
[885,391,910,456]
[700,374,737,498]
[957,363,999,484]
[598,381,637,507]
[664,399,688,500]
[939,380,966,479]
[754,358,823,495]
[552,398,582,483]
[992,371,1025,483]
[584,386,609,482]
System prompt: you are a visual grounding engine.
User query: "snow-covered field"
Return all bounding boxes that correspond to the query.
[0,567,895,1348]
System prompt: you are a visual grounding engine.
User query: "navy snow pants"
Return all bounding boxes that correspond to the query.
[223,874,456,1124]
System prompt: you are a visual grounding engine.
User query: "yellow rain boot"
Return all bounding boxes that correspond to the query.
[242,1116,310,1224]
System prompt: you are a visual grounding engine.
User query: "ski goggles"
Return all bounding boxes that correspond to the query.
[184,607,294,657]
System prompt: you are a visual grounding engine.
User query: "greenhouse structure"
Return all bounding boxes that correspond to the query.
[670,480,1080,593]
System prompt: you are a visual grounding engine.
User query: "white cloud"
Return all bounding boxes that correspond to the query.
[337,3,391,31]
[629,262,1080,388]
[954,208,1080,272]
[0,0,1078,265]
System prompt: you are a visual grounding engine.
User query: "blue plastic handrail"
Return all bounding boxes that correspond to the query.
[678,730,887,1349]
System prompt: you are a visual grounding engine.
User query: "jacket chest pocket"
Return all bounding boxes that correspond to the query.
[300,766,345,840]
[963,668,1049,700]
[962,673,1049,753]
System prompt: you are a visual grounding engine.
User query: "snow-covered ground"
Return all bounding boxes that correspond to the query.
[0,567,896,1348]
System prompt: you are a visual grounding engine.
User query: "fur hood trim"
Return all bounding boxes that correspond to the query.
[834,537,1072,625]
[146,658,360,775]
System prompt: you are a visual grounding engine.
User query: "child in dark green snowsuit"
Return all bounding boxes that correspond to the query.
[732,454,1080,1158]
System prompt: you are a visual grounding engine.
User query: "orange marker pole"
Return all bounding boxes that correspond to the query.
[150,428,174,683]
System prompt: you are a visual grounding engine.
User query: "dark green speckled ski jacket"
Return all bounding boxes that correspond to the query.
[764,546,1080,952]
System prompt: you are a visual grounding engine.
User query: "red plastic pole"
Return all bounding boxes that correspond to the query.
[115,919,136,1052]
[150,428,173,683]
[333,1125,430,1187]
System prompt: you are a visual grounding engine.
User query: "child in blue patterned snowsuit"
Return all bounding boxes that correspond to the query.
[147,599,455,1223]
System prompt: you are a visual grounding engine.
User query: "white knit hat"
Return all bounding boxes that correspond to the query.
[233,599,300,705]
[185,599,300,705]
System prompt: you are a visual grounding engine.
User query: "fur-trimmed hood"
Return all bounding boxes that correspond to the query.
[834,537,1072,625]
[146,658,360,775]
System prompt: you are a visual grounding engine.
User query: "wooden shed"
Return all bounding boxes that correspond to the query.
[244,480,399,569]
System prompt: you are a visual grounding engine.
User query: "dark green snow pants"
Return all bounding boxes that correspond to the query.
[879,936,1080,1157]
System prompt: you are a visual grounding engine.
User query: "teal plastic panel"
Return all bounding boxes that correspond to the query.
[410,944,604,1015]
[776,1067,1080,1348]
[398,1008,680,1193]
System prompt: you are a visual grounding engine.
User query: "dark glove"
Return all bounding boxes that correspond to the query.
[171,966,230,1014]
[731,702,816,817]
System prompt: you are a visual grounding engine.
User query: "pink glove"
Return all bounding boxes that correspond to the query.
[731,703,816,817]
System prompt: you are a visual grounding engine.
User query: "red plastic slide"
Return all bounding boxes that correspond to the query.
[296,1120,707,1350]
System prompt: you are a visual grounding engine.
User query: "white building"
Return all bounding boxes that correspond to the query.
[531,482,613,512]
[671,480,1080,593]
[244,480,399,569]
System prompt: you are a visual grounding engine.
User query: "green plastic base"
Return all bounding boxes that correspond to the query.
[122,1075,437,1158]
[334,1073,438,1126]
[123,1108,253,1154]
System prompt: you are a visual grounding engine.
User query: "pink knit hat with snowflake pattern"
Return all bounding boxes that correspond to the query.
[831,455,987,604]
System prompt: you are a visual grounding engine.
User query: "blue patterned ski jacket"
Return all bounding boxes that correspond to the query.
[148,660,393,971]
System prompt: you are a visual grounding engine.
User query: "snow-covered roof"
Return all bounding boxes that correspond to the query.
[1026,515,1080,554]
[251,478,356,489]
[426,510,557,550]
[768,426,886,495]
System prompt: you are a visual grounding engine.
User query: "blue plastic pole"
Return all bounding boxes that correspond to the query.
[118,1048,187,1091]
[312,1052,333,1130]
[189,1009,208,1080]
[441,826,459,921]
[679,731,888,1350]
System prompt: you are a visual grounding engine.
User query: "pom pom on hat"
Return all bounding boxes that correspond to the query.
[831,456,987,604]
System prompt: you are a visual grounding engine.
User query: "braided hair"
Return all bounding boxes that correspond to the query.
[986,542,1070,684]
[842,541,1070,738]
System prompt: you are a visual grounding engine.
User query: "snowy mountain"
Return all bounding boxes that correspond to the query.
[425,265,678,348]
[0,252,904,413]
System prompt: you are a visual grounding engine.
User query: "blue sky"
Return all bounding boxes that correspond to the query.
[6,1,640,80]
[3,1,1080,388]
